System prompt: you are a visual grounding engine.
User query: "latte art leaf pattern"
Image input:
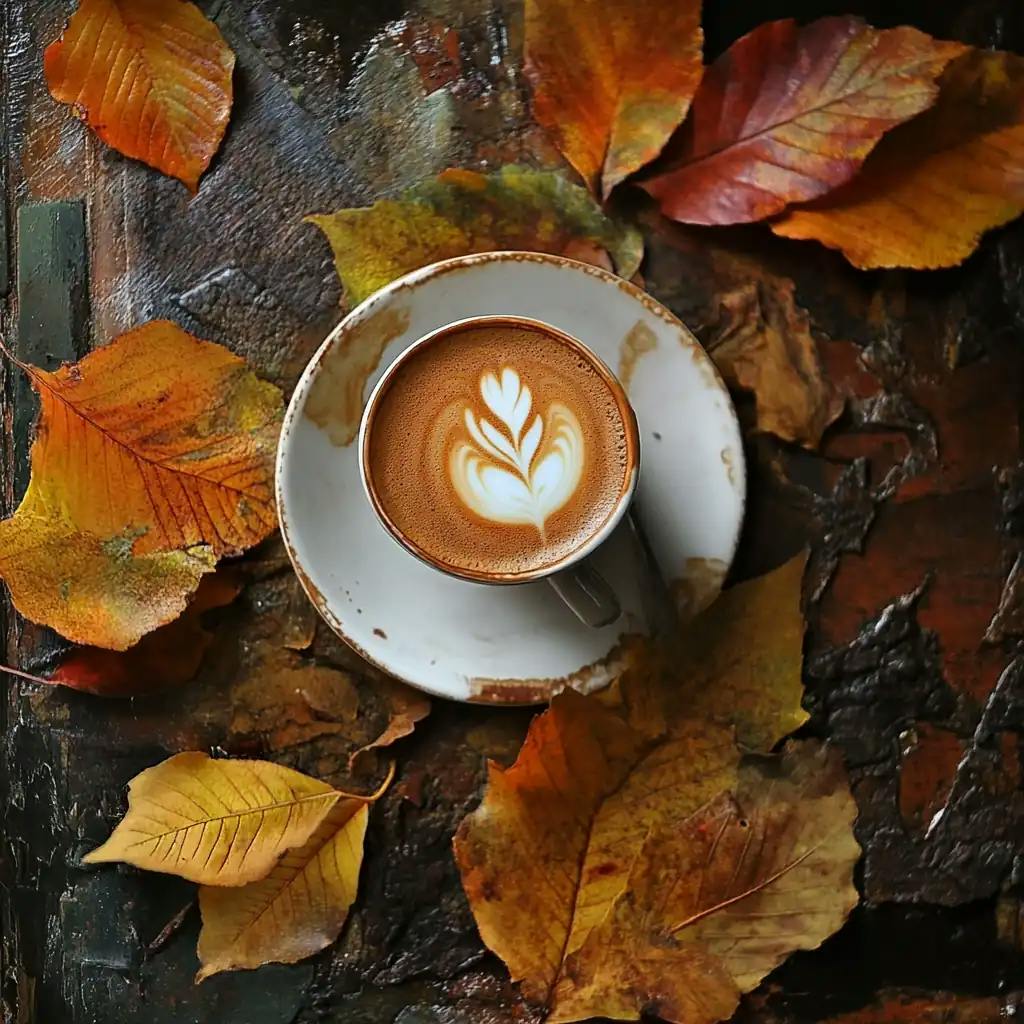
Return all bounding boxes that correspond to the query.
[449,368,585,537]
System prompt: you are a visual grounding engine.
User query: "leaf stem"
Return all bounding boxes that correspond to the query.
[0,663,53,687]
[335,759,397,804]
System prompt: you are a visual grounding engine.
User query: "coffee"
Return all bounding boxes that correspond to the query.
[363,318,637,580]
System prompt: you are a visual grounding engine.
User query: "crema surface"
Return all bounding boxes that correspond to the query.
[365,321,633,578]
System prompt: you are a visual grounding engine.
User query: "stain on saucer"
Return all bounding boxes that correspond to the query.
[617,320,657,391]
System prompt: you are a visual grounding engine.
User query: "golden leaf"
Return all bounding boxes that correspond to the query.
[83,752,341,885]
[549,744,860,1024]
[0,321,281,649]
[196,762,396,978]
[44,0,235,191]
[772,49,1024,269]
[524,0,703,197]
[308,166,644,306]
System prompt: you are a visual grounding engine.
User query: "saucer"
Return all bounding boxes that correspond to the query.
[277,252,745,704]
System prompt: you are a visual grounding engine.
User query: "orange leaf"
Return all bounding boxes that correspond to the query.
[0,321,281,649]
[50,570,242,697]
[642,17,963,225]
[773,49,1024,268]
[524,0,703,197]
[44,0,234,191]
[349,679,431,772]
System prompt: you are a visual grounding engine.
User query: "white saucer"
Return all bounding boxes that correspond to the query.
[277,252,745,704]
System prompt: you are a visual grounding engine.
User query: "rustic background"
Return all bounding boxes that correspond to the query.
[2,1,1023,1021]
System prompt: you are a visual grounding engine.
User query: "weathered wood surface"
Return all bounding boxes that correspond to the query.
[1,1,1023,1022]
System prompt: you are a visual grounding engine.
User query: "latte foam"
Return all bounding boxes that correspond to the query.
[364,320,635,579]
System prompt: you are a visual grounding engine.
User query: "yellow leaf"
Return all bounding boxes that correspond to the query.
[0,321,282,649]
[308,166,644,306]
[83,752,340,885]
[772,49,1024,269]
[549,744,860,1024]
[197,800,369,979]
[44,0,235,191]
[524,0,703,197]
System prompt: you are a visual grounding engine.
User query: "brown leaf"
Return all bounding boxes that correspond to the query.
[308,166,643,306]
[49,570,242,697]
[455,559,830,1022]
[773,49,1024,269]
[642,17,963,225]
[0,321,282,649]
[349,679,431,771]
[524,0,703,197]
[44,0,234,191]
[549,744,860,1024]
[703,274,843,448]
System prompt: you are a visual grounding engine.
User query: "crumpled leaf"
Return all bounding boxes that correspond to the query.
[44,0,234,191]
[703,275,842,449]
[549,743,860,1024]
[0,321,282,649]
[642,17,963,225]
[773,49,1024,269]
[524,0,703,197]
[49,570,242,697]
[196,763,394,979]
[455,557,841,1024]
[197,800,368,980]
[349,679,432,771]
[308,166,643,306]
[83,752,341,885]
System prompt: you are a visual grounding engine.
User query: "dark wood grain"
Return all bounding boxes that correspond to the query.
[2,1,1023,1022]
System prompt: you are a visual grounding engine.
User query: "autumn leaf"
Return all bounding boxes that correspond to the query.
[524,0,703,197]
[44,0,235,191]
[349,679,432,771]
[548,743,860,1024]
[49,570,241,697]
[196,764,393,979]
[0,321,282,649]
[455,558,827,1020]
[773,49,1024,269]
[308,166,643,306]
[641,17,963,225]
[83,752,342,885]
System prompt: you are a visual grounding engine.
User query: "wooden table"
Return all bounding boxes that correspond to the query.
[2,1,1023,1021]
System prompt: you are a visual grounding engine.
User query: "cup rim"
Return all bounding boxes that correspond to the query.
[357,313,641,585]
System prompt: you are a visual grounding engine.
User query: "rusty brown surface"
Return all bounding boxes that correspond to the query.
[2,1,1024,1023]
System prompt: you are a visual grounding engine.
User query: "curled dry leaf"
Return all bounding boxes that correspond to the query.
[349,680,432,772]
[455,557,845,1024]
[642,17,963,225]
[0,321,281,650]
[773,49,1024,269]
[44,0,235,191]
[524,0,703,197]
[83,752,342,886]
[308,166,643,306]
[549,744,860,1024]
[703,273,842,449]
[49,570,242,697]
[196,763,394,979]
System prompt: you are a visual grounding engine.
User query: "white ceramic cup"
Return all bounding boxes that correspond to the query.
[357,314,641,627]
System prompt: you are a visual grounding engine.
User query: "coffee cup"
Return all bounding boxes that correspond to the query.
[357,315,640,627]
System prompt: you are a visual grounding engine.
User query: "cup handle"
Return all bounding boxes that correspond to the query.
[547,560,621,628]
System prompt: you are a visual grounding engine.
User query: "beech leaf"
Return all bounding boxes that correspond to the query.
[773,49,1024,269]
[641,17,964,225]
[308,166,643,306]
[0,321,282,650]
[524,0,703,197]
[83,752,342,886]
[549,743,860,1024]
[44,0,235,191]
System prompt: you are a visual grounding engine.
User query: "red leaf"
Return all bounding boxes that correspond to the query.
[641,17,964,225]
